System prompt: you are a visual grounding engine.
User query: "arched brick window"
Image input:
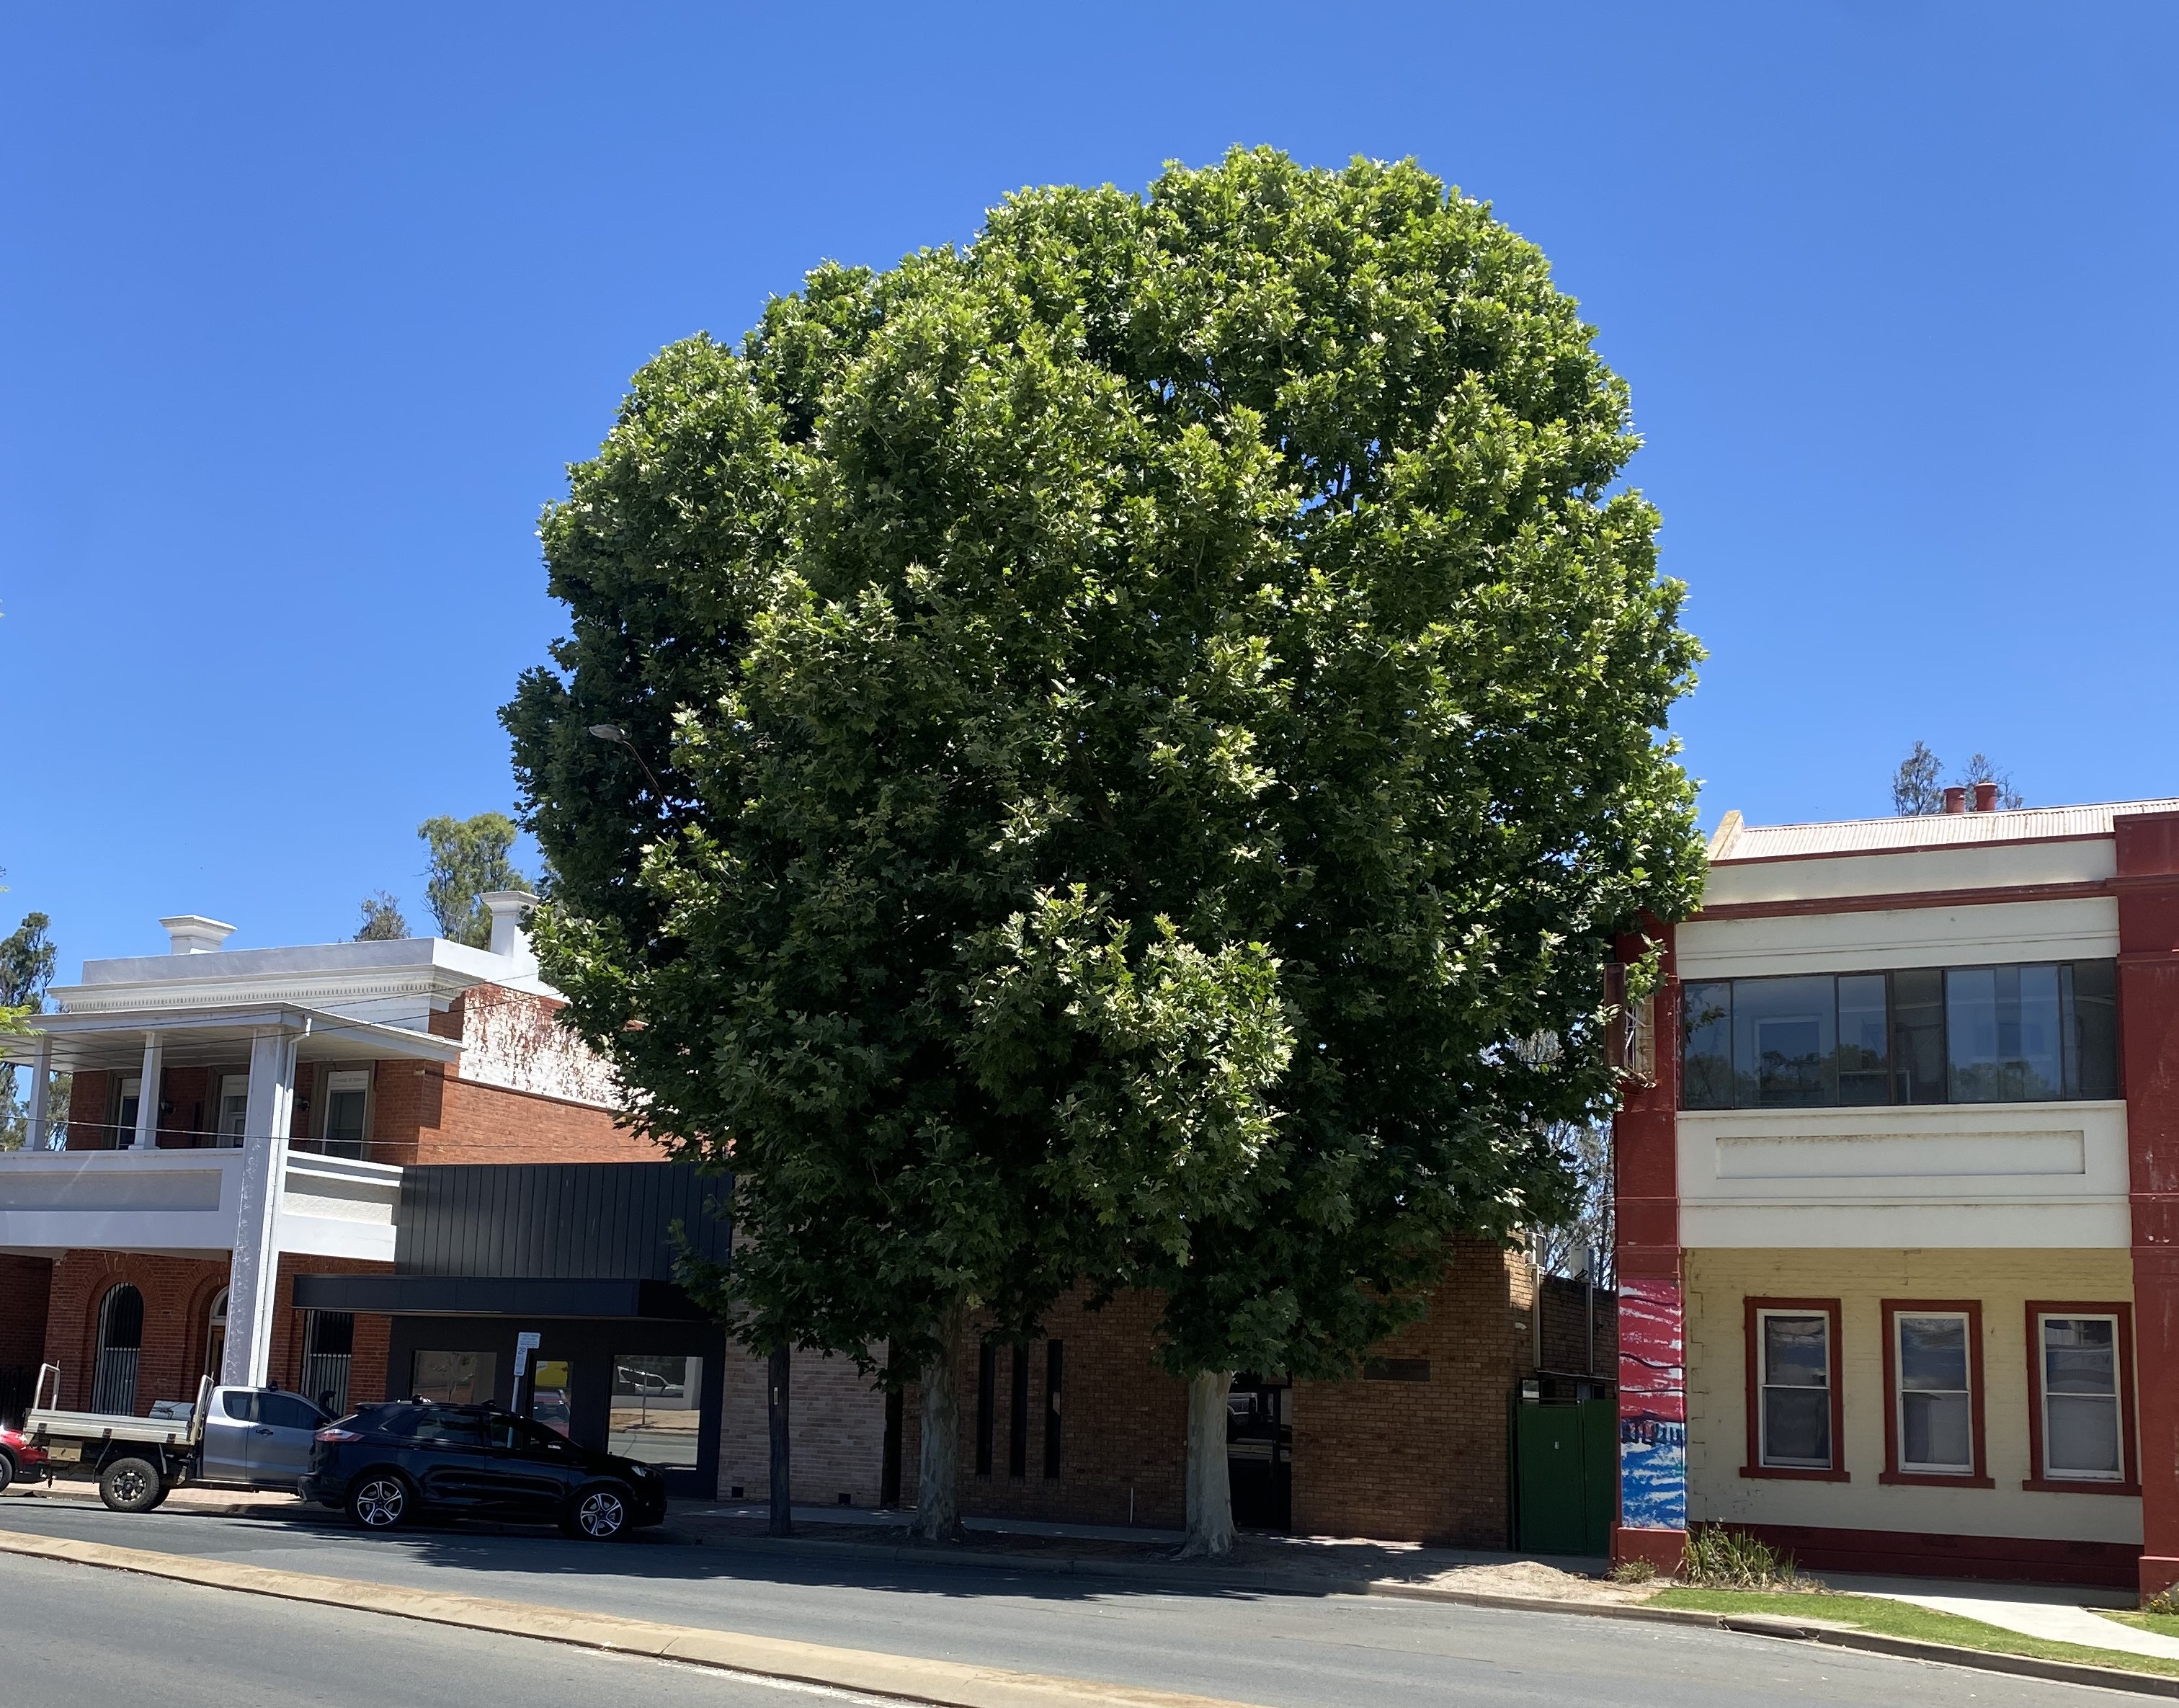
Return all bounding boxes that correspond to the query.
[92,1284,144,1414]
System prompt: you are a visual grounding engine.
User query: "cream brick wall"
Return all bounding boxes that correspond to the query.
[1685,1247,2141,1546]
[716,1343,888,1506]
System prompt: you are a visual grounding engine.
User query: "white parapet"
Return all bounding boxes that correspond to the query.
[0,1145,398,1263]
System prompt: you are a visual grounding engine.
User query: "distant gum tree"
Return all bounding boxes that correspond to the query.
[504,147,1706,1554]
[419,813,527,947]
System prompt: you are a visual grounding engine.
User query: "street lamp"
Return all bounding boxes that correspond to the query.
[587,724,669,799]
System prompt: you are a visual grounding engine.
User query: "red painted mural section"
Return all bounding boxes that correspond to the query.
[1611,922,1686,1570]
[2119,809,2179,1598]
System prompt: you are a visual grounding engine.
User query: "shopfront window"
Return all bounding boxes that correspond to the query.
[608,1353,703,1467]
[532,1358,573,1436]
[411,1350,496,1405]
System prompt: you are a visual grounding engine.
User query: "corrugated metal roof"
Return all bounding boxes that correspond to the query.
[1712,798,2179,861]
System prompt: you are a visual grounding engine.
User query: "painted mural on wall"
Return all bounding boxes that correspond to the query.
[1618,1275,1686,1531]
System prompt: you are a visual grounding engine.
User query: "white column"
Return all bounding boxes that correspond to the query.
[222,1028,297,1389]
[23,1033,51,1149]
[133,1033,164,1149]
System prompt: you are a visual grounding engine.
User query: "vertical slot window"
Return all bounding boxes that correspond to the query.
[1043,1340,1064,1479]
[974,1341,996,1477]
[1894,1313,1973,1474]
[1758,1309,1834,1469]
[1008,1343,1030,1479]
[1680,982,1734,1109]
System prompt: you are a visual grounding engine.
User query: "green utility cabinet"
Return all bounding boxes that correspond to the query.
[1512,1397,1615,1557]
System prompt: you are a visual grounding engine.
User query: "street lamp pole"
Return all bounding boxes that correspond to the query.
[586,724,669,799]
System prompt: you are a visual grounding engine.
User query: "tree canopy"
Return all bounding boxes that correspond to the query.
[505,147,1705,1542]
[420,813,528,946]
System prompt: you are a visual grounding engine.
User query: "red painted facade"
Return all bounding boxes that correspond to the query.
[1610,922,1686,1572]
[2119,809,2179,1597]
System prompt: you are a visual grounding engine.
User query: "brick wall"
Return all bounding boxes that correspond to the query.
[41,1250,231,1412]
[718,1344,889,1505]
[1538,1273,1618,1379]
[37,1249,394,1415]
[0,1256,53,1367]
[891,1243,1536,1543]
[1292,1240,1529,1546]
[264,1252,394,1410]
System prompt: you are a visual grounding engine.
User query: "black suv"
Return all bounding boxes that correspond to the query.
[300,1402,668,1540]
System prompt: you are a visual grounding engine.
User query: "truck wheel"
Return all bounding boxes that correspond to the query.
[348,1472,411,1531]
[99,1456,164,1513]
[561,1484,628,1541]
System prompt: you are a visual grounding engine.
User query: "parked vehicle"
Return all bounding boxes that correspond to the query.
[22,1363,329,1511]
[0,1423,48,1493]
[300,1401,667,1539]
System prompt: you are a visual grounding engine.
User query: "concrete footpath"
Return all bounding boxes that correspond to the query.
[1831,1572,2179,1663]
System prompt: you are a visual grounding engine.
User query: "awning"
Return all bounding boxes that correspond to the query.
[291,1274,708,1320]
[0,1003,465,1074]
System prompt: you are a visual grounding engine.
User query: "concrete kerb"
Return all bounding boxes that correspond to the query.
[6,1515,2175,1701]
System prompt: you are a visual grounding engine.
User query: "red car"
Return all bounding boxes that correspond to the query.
[0,1425,47,1493]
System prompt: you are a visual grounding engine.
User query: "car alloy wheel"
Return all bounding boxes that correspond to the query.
[352,1476,408,1530]
[100,1456,162,1513]
[574,1487,626,1540]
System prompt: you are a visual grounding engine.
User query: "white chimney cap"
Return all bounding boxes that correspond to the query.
[481,891,539,962]
[160,915,236,955]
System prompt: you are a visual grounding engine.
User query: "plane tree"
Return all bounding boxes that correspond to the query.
[504,147,1705,1552]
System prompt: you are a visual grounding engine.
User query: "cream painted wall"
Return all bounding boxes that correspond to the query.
[1678,1103,2131,1249]
[1677,896,2119,979]
[1685,1247,2142,1546]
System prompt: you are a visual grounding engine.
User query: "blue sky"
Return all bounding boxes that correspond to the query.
[3,3,2175,977]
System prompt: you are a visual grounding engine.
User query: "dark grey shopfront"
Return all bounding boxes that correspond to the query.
[297,1162,731,1497]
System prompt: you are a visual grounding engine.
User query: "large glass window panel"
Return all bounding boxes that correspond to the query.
[2041,1317,2122,1479]
[2067,961,2121,1099]
[1734,977,1836,1107]
[411,1349,495,1406]
[1897,1314,1973,1472]
[610,1353,704,1468]
[1890,969,1946,1104]
[1680,982,1734,1109]
[1947,965,2064,1102]
[1760,1313,1832,1468]
[1835,974,1891,1105]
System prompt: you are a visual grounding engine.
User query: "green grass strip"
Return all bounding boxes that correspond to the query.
[1649,1587,2179,1679]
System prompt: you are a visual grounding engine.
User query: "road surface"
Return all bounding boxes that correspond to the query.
[0,1499,2121,1707]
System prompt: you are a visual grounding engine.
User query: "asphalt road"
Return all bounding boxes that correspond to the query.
[0,1499,2122,1707]
[0,1549,891,1708]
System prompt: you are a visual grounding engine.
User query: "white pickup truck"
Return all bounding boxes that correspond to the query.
[24,1364,332,1512]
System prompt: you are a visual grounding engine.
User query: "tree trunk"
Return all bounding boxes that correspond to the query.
[1179,1369,1236,1559]
[909,1298,967,1542]
[767,1341,793,1538]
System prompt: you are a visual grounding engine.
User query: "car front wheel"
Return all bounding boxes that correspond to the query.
[0,1451,16,1495]
[563,1484,628,1541]
[349,1472,411,1531]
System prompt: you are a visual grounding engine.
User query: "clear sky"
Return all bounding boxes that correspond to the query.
[3,3,2174,977]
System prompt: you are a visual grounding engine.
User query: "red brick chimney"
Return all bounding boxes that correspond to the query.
[1943,786,1968,814]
